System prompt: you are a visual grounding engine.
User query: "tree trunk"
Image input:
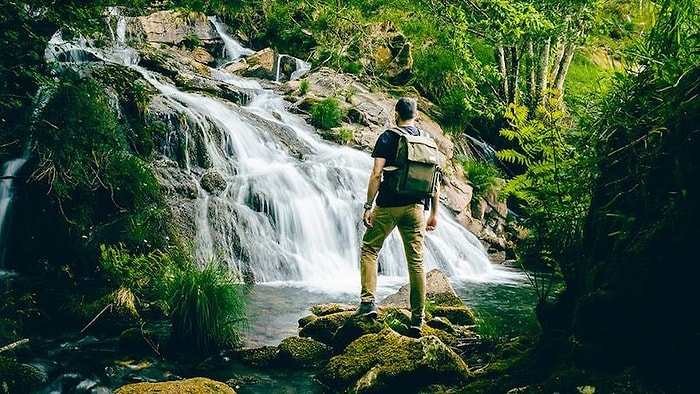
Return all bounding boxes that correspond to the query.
[538,37,551,103]
[526,40,536,106]
[507,45,519,105]
[496,45,508,104]
[550,37,565,92]
[554,43,576,95]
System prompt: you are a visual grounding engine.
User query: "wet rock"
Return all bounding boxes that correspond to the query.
[316,328,470,393]
[113,377,235,393]
[277,336,332,368]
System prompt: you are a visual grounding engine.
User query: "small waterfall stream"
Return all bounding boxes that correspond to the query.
[0,155,28,269]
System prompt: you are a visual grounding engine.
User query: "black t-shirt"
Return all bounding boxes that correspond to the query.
[371,126,428,209]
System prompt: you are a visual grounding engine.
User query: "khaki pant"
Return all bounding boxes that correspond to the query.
[360,203,426,324]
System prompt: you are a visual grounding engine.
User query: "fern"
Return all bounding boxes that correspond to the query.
[497,93,595,275]
[496,149,530,166]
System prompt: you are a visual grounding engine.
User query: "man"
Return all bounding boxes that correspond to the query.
[355,97,439,338]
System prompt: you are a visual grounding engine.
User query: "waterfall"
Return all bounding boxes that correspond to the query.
[275,54,311,83]
[0,155,29,269]
[208,15,254,63]
[41,17,523,295]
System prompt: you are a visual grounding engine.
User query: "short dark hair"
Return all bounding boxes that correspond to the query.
[395,97,417,121]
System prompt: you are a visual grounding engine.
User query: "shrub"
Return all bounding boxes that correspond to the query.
[168,262,247,356]
[310,98,345,129]
[181,33,200,50]
[299,79,310,95]
[455,155,503,200]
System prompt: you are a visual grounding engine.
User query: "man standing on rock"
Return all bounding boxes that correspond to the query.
[354,97,439,338]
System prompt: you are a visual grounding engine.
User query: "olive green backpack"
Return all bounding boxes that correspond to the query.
[386,127,441,199]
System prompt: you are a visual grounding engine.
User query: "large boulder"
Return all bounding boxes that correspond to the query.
[113,377,235,394]
[277,336,332,368]
[316,328,470,393]
[134,10,219,45]
[379,268,466,308]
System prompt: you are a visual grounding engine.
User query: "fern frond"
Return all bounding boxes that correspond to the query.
[497,149,530,166]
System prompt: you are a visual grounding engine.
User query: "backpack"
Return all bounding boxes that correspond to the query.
[385,127,441,199]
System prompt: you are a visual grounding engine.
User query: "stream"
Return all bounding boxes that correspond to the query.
[13,271,540,394]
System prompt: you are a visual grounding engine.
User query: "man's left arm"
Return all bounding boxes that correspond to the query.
[426,188,439,232]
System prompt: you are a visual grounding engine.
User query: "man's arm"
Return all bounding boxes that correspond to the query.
[363,157,386,227]
[426,187,439,232]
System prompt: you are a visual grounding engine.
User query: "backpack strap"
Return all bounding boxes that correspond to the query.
[390,126,422,137]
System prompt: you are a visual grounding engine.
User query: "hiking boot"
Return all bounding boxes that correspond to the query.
[407,325,422,338]
[408,316,424,338]
[354,301,377,317]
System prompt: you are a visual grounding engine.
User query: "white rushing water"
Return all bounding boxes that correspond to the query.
[41,14,524,297]
[0,155,29,268]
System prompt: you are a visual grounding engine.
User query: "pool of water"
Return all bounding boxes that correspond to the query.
[240,270,540,348]
[22,267,543,393]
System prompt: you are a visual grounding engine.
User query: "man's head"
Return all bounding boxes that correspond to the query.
[395,97,417,122]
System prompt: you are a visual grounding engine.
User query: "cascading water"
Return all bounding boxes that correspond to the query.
[209,16,255,63]
[42,14,523,298]
[0,155,29,269]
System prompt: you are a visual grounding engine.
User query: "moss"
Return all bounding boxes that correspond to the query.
[297,314,317,328]
[298,311,354,345]
[277,336,332,368]
[309,303,353,316]
[432,305,476,326]
[236,346,279,368]
[113,377,235,394]
[318,328,470,392]
[331,314,385,353]
[422,325,457,346]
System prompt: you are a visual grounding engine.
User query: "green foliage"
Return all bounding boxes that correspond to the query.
[473,311,503,343]
[168,262,247,356]
[28,71,170,255]
[34,72,124,198]
[497,96,594,273]
[181,33,200,50]
[338,128,355,145]
[586,0,700,265]
[310,98,345,129]
[0,288,38,346]
[299,79,310,95]
[99,244,248,357]
[454,155,503,200]
[99,243,178,312]
[591,0,658,51]
[92,65,157,157]
[563,50,615,113]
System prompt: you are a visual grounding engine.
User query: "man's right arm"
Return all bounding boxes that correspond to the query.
[363,157,386,227]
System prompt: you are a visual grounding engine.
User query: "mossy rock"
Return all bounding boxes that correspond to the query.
[298,311,354,345]
[277,336,332,368]
[236,345,279,368]
[431,305,476,326]
[331,314,385,353]
[113,377,235,393]
[309,303,354,317]
[0,356,46,394]
[422,325,458,346]
[317,328,470,393]
[297,314,317,329]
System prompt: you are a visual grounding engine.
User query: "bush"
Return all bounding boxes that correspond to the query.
[168,262,247,356]
[310,98,345,129]
[455,155,503,200]
[299,79,310,95]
